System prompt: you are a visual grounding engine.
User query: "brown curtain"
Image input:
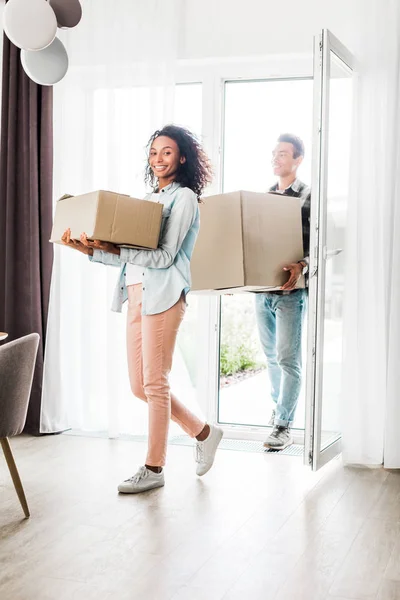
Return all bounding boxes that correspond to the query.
[0,33,54,434]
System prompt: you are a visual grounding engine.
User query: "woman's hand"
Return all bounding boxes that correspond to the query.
[61,229,93,255]
[80,233,121,256]
[281,262,303,291]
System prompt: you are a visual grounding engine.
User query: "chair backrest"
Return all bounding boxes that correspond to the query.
[0,333,40,437]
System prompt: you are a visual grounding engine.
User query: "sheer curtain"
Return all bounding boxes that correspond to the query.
[342,0,400,467]
[40,0,206,436]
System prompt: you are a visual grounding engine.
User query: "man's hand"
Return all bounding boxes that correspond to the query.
[61,228,93,255]
[80,233,121,256]
[281,262,303,291]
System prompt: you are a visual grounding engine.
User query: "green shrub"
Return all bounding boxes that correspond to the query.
[220,296,266,376]
[220,342,260,376]
[177,295,266,382]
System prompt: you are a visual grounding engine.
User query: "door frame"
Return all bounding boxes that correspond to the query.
[304,29,354,470]
[207,73,313,444]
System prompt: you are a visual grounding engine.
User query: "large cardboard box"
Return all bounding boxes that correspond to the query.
[50,190,163,249]
[191,191,305,293]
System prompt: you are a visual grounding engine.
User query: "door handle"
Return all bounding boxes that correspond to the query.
[323,247,342,260]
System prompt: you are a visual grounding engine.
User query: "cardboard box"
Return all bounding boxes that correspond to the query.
[190,191,305,293]
[50,190,163,249]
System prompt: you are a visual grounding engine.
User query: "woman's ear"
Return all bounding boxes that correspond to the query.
[180,155,186,165]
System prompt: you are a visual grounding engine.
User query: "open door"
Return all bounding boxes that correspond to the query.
[304,30,354,470]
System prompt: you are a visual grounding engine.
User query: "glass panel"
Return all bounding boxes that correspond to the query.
[223,79,313,192]
[219,79,313,429]
[219,295,309,428]
[219,294,267,426]
[319,52,353,450]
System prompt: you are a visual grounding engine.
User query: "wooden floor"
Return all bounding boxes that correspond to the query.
[1,434,400,600]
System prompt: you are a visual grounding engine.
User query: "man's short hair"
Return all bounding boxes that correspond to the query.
[277,134,305,159]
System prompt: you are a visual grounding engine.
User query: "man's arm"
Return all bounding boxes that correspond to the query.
[299,189,311,272]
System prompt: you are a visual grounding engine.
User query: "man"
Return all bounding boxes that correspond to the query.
[256,133,310,450]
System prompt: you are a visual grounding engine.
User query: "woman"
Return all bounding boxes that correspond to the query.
[61,125,223,494]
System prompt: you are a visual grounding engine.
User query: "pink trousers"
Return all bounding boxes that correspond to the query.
[126,284,205,466]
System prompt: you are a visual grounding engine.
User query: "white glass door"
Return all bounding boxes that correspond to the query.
[305,30,354,470]
[217,78,313,441]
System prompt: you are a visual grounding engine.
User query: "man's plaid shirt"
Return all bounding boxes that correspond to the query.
[269,179,311,260]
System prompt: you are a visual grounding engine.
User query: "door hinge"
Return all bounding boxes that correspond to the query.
[308,451,313,465]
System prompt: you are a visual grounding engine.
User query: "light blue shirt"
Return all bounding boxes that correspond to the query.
[89,181,200,315]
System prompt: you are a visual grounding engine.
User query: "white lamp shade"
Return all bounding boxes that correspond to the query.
[49,0,82,29]
[4,0,58,51]
[21,37,68,86]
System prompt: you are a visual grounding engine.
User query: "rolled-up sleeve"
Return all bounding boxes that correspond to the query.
[89,249,122,267]
[119,188,198,269]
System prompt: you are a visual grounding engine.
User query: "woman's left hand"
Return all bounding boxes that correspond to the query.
[80,233,121,255]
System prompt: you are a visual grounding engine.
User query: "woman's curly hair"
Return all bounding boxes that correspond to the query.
[144,125,213,201]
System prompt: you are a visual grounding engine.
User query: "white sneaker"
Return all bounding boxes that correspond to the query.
[195,424,224,476]
[263,425,293,450]
[118,466,165,494]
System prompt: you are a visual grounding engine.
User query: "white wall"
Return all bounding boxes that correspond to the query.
[181,0,367,59]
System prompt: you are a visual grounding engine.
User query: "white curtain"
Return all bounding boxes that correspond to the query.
[342,0,400,467]
[40,0,206,436]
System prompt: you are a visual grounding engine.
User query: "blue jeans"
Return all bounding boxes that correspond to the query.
[255,289,307,427]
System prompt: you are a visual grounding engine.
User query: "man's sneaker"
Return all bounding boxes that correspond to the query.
[268,409,276,427]
[118,466,165,494]
[263,425,293,450]
[195,424,224,476]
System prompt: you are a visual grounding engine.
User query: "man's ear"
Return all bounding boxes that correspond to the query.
[296,155,304,168]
